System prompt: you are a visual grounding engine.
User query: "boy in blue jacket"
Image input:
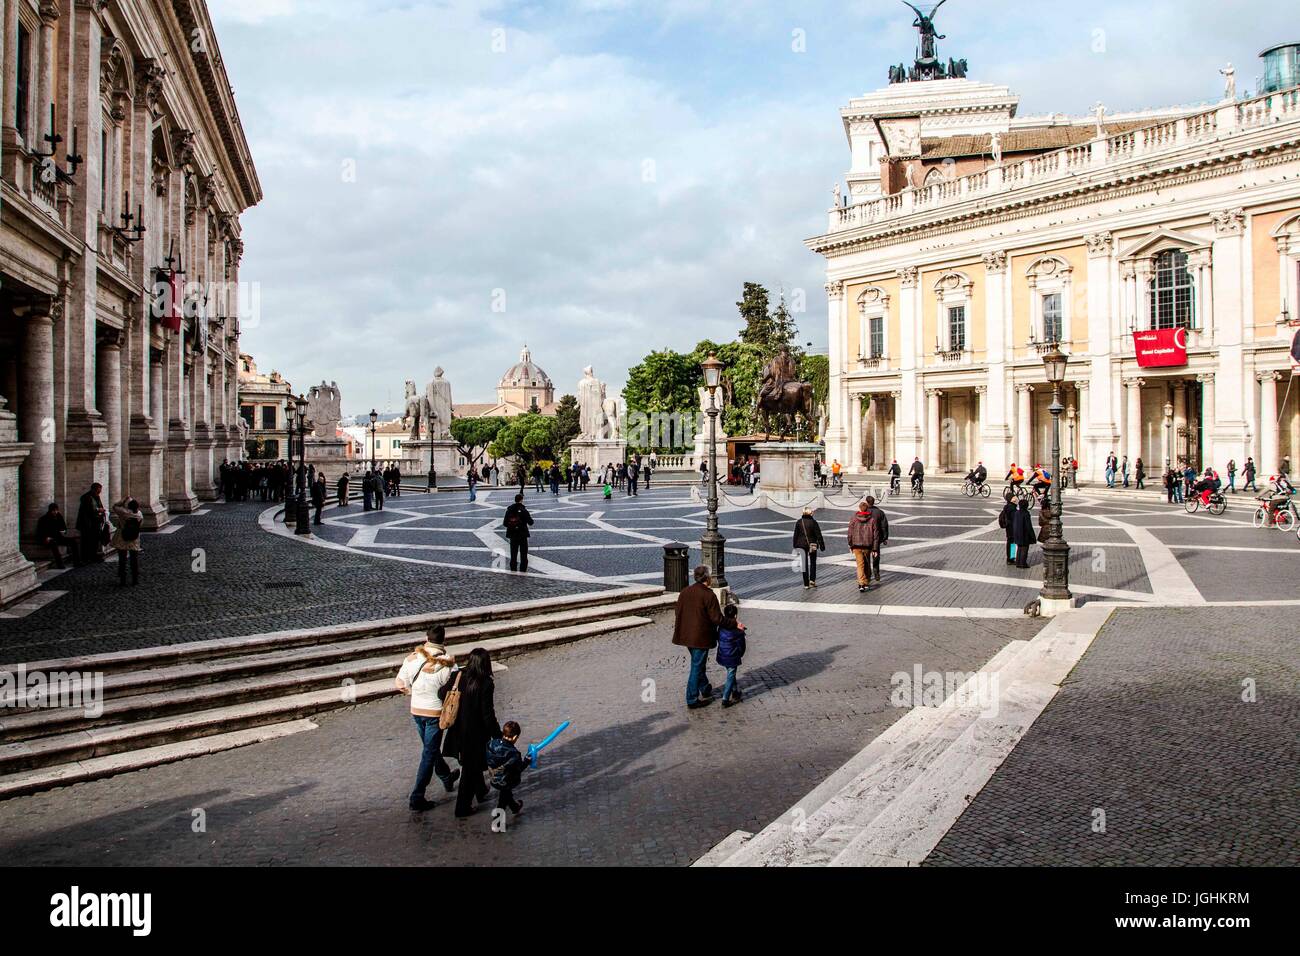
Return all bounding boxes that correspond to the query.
[486,721,528,815]
[716,604,747,708]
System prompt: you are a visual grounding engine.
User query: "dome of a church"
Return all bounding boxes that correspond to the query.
[499,345,552,389]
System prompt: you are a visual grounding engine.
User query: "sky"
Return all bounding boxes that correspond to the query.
[211,0,1276,413]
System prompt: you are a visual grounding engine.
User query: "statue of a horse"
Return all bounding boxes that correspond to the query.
[756,352,815,439]
[403,380,424,440]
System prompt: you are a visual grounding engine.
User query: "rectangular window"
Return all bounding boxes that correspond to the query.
[1042,293,1063,342]
[870,315,884,358]
[262,439,280,459]
[947,305,966,352]
[261,405,277,430]
[240,405,255,428]
[15,25,32,142]
[1149,251,1195,329]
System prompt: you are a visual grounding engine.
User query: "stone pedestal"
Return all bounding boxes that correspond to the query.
[0,397,39,605]
[753,441,825,511]
[568,438,627,472]
[302,437,351,481]
[404,439,461,478]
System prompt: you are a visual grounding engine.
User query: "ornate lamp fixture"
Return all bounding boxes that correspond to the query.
[30,104,82,185]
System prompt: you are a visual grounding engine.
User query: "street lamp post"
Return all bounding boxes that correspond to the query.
[369,408,378,472]
[699,353,728,593]
[1066,404,1076,488]
[1039,348,1073,613]
[283,397,297,525]
[294,395,311,535]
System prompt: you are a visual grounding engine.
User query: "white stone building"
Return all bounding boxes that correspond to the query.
[815,48,1300,483]
[1,0,260,602]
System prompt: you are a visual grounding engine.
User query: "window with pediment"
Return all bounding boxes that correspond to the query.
[1148,250,1195,329]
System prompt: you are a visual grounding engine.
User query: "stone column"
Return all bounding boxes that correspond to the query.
[18,309,55,545]
[96,327,124,504]
[824,280,847,463]
[981,251,1013,467]
[0,394,39,604]
[1259,371,1281,475]
[1015,384,1033,467]
[974,385,986,466]
[849,392,863,471]
[1125,378,1144,465]
[925,387,942,471]
[1075,380,1089,469]
[1198,372,1217,469]
[870,396,884,470]
[1173,382,1188,465]
[896,267,924,462]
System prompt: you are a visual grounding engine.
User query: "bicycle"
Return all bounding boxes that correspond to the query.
[910,479,925,499]
[1252,496,1298,531]
[1184,489,1227,516]
[962,479,991,498]
[888,476,900,496]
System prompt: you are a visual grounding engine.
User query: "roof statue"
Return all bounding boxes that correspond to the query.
[889,0,967,84]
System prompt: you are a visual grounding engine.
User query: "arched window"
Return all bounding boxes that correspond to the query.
[1149,250,1195,329]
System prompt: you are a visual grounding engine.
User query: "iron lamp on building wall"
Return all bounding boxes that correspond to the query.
[699,353,728,592]
[1039,347,1073,613]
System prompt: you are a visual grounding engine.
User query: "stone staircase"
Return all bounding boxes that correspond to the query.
[694,604,1114,867]
[0,585,674,799]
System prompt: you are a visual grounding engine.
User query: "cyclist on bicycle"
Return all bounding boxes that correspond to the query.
[888,459,901,494]
[971,461,988,489]
[1264,474,1296,522]
[1194,467,1220,505]
[1005,463,1025,495]
[909,456,925,494]
[1030,463,1052,497]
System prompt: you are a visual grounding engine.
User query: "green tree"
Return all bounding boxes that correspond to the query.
[552,394,580,463]
[736,282,775,349]
[449,416,507,467]
[488,413,557,468]
[623,350,697,415]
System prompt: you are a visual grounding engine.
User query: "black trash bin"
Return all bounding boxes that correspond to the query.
[663,543,689,593]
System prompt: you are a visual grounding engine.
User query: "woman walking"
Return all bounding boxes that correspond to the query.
[441,647,501,818]
[111,497,143,585]
[396,628,460,811]
[792,507,825,589]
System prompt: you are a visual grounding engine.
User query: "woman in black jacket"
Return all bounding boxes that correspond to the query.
[998,493,1017,564]
[792,508,826,588]
[441,647,502,818]
[1011,498,1035,569]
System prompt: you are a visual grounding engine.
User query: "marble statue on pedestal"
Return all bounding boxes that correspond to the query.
[424,367,453,440]
[306,381,342,439]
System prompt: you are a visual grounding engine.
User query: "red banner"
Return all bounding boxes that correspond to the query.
[1134,327,1187,368]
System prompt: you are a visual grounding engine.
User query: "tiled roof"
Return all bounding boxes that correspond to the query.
[920,120,1154,159]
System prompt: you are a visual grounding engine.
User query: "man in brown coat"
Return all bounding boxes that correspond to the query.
[671,565,724,709]
[847,500,882,593]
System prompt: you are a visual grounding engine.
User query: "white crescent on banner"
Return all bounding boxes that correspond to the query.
[1174,327,1188,351]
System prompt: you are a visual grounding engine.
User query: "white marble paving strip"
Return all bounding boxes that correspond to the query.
[0,591,68,619]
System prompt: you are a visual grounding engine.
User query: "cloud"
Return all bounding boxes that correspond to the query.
[211,0,1272,413]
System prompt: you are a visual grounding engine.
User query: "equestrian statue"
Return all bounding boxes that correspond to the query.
[755,348,816,440]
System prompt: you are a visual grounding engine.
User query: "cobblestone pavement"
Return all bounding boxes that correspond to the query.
[0,501,613,664]
[0,609,1047,866]
[926,606,1300,866]
[285,483,1300,610]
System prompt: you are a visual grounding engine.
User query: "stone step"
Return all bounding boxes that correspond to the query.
[710,605,1112,868]
[0,678,398,778]
[0,719,320,801]
[827,677,1057,867]
[715,638,1031,868]
[690,829,753,867]
[0,584,665,676]
[0,594,674,711]
[0,616,654,759]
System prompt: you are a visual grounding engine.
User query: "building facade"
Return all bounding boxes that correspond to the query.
[236,353,289,460]
[815,55,1300,483]
[1,0,260,601]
